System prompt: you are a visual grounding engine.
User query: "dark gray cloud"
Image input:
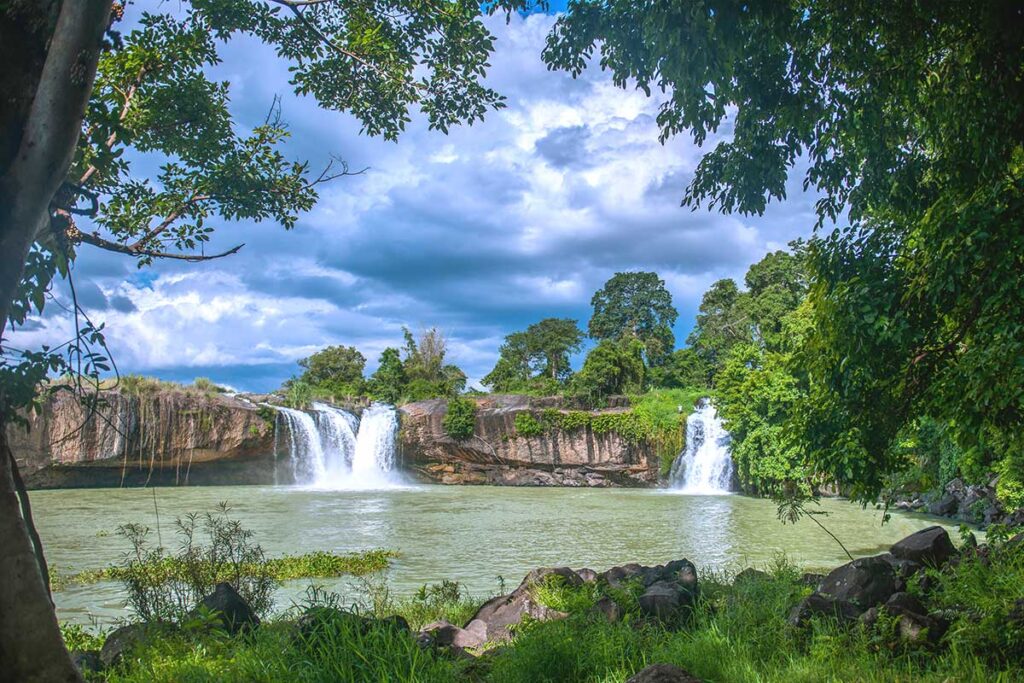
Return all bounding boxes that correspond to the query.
[12,13,820,392]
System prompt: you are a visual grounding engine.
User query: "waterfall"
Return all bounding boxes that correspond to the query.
[669,398,734,495]
[271,402,402,489]
[274,406,327,484]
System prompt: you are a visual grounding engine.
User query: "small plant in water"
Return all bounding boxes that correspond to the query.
[116,502,276,622]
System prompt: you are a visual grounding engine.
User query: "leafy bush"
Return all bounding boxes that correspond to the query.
[115,503,276,622]
[443,397,476,441]
[513,412,544,437]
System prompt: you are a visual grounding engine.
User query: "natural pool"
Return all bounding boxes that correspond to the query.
[33,484,958,626]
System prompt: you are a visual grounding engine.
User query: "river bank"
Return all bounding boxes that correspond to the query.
[66,524,1024,682]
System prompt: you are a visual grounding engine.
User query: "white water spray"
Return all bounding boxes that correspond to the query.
[669,399,734,495]
[274,406,327,484]
[272,402,403,489]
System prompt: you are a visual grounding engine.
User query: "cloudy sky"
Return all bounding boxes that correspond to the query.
[16,5,820,392]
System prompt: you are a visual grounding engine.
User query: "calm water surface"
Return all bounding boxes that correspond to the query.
[33,484,956,626]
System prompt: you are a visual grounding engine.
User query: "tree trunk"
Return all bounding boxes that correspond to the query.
[0,1,110,681]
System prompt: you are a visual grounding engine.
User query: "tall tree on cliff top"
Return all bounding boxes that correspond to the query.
[545,1,1024,503]
[483,317,583,391]
[0,1,536,678]
[588,272,677,366]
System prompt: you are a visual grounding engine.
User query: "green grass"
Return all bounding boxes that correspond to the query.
[70,540,1024,682]
[53,550,396,589]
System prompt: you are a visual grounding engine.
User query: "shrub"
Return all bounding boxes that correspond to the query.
[115,503,277,622]
[443,397,477,441]
[513,412,544,437]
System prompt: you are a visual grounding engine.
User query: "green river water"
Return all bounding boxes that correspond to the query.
[34,484,957,627]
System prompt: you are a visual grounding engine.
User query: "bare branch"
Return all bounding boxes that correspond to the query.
[75,228,243,262]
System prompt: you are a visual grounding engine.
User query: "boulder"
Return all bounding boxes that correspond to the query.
[799,572,825,589]
[196,582,259,634]
[638,581,689,620]
[591,596,622,623]
[601,563,648,588]
[897,612,947,647]
[576,567,599,583]
[380,614,411,633]
[626,663,703,683]
[99,623,148,668]
[883,592,926,618]
[787,593,862,627]
[927,494,958,517]
[419,619,487,651]
[296,607,371,639]
[819,555,897,609]
[71,650,103,676]
[466,575,569,642]
[524,566,583,588]
[890,526,957,568]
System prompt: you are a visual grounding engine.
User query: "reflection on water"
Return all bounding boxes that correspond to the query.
[32,484,958,626]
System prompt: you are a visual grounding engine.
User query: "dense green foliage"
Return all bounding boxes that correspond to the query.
[296,346,366,398]
[367,347,406,404]
[543,1,1024,505]
[569,339,646,404]
[483,318,583,392]
[443,396,477,441]
[401,328,468,402]
[588,272,678,366]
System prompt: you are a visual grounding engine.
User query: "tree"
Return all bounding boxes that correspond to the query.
[544,0,1024,503]
[401,327,466,400]
[588,272,678,365]
[0,1,533,677]
[687,278,746,375]
[648,347,711,390]
[367,347,405,405]
[570,339,645,404]
[482,318,583,392]
[297,345,365,396]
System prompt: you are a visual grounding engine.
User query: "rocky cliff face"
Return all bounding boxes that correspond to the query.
[9,390,279,489]
[398,395,659,487]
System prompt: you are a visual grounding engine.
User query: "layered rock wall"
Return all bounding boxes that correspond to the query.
[8,390,278,488]
[398,395,660,487]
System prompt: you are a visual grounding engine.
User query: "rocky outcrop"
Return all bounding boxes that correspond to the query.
[398,395,660,487]
[8,389,279,489]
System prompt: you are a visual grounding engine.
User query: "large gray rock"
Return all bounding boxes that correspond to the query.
[638,581,690,620]
[787,593,861,627]
[819,555,897,609]
[465,569,573,642]
[626,663,703,682]
[419,619,487,651]
[100,624,148,668]
[196,582,259,634]
[890,526,957,568]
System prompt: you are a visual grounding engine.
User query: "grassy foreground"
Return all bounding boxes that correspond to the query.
[66,545,1024,683]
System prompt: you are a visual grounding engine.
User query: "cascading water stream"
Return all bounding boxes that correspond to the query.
[669,398,734,495]
[274,406,327,484]
[271,402,403,489]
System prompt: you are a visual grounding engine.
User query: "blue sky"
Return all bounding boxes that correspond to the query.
[16,6,819,392]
